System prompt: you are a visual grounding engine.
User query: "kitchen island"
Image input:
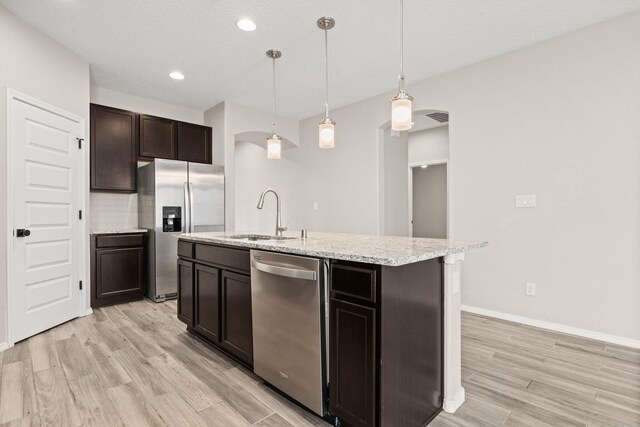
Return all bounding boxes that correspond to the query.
[176,231,487,427]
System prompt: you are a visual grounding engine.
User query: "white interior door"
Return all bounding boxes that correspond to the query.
[9,94,84,342]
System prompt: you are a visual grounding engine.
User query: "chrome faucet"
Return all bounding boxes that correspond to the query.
[257,188,287,236]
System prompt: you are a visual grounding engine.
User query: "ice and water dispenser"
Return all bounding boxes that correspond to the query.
[162,206,182,232]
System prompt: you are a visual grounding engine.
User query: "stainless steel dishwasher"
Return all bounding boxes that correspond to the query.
[251,250,327,416]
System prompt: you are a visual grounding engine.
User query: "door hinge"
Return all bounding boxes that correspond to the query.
[79,210,83,220]
[79,280,83,290]
[77,138,84,149]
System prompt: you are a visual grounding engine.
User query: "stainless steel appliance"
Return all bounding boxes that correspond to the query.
[138,159,224,302]
[250,250,327,416]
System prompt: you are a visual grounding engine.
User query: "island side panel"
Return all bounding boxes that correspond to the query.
[380,257,444,426]
[443,252,465,412]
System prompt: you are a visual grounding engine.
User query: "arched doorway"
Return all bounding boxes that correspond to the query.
[377,109,450,237]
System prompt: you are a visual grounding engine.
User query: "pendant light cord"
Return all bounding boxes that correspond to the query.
[400,0,405,92]
[272,56,277,134]
[324,27,329,118]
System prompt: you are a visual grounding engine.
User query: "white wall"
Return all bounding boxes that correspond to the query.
[298,102,385,234]
[204,102,226,166]
[409,126,449,165]
[382,129,409,236]
[0,5,90,345]
[89,87,206,232]
[205,102,299,232]
[294,12,640,341]
[91,87,204,124]
[234,141,302,233]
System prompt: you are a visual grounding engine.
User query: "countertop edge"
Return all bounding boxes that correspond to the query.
[176,234,488,266]
[91,229,148,235]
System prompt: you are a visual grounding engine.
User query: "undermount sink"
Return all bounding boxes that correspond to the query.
[226,234,297,241]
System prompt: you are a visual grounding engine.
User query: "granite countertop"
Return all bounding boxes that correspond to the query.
[178,231,487,266]
[91,229,148,235]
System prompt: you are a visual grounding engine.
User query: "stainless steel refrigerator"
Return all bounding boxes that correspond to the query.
[138,159,224,302]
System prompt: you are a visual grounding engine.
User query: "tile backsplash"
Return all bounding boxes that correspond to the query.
[90,193,138,231]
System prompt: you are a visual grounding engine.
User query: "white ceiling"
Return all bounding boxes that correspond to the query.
[3,0,639,120]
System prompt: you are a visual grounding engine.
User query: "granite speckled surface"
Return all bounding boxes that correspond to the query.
[91,229,148,235]
[178,231,487,266]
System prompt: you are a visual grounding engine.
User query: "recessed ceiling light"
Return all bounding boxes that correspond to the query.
[237,18,256,32]
[169,71,185,80]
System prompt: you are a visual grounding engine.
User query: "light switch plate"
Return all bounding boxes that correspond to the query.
[516,194,536,208]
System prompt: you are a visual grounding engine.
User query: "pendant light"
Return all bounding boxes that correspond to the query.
[266,49,282,159]
[391,0,413,131]
[317,17,335,148]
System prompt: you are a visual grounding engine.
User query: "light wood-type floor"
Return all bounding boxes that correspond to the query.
[0,300,638,427]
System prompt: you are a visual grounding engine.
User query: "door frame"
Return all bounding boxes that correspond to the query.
[408,159,449,238]
[5,88,88,347]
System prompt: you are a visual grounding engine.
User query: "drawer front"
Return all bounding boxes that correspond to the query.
[195,244,250,273]
[331,263,377,303]
[96,234,144,248]
[178,241,194,259]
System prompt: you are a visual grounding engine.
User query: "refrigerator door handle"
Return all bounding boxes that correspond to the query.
[188,182,194,233]
[184,182,190,233]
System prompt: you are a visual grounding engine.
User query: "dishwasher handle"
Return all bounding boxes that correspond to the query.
[252,259,317,281]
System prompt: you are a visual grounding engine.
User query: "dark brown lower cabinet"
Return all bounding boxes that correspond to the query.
[220,271,253,366]
[177,241,253,367]
[330,299,376,427]
[329,258,444,427]
[194,264,220,342]
[91,233,145,308]
[177,259,194,326]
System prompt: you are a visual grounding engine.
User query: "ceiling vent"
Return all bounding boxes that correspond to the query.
[426,111,449,123]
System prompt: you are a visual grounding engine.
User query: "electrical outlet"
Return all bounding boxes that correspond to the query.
[526,282,536,296]
[313,202,318,211]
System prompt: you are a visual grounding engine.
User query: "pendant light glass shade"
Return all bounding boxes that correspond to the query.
[266,49,282,159]
[391,0,413,131]
[267,133,281,159]
[318,118,335,148]
[318,17,336,148]
[391,90,413,131]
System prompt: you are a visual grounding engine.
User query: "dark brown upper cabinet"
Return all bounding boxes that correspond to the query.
[139,115,212,164]
[138,114,177,160]
[177,121,212,164]
[90,104,137,192]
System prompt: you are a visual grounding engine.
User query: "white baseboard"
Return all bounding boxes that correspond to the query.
[82,307,93,317]
[461,305,640,349]
[0,341,11,353]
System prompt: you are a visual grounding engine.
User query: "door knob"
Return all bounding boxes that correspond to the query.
[16,229,31,237]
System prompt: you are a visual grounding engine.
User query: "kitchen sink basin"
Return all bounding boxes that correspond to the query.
[226,234,297,241]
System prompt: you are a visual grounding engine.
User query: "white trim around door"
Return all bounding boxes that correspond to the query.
[5,88,87,347]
